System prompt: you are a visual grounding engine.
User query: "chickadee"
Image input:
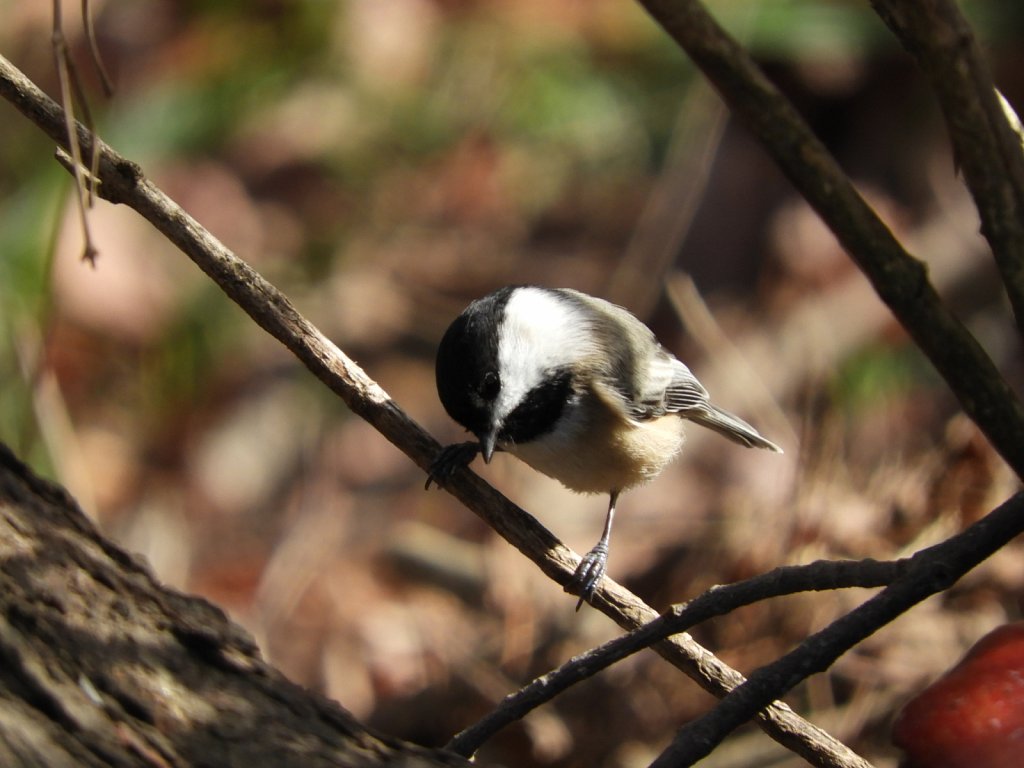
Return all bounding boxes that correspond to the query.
[428,286,781,608]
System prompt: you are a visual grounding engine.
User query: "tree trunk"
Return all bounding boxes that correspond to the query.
[0,442,472,768]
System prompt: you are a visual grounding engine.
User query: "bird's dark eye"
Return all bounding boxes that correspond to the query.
[480,371,500,401]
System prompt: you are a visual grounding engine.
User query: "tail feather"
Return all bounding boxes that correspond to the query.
[688,405,783,453]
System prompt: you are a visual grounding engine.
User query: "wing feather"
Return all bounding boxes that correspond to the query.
[560,289,781,452]
[623,348,709,421]
[628,347,782,452]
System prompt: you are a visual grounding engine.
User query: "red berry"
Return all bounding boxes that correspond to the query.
[893,622,1024,768]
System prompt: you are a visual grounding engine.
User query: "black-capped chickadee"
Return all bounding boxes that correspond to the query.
[428,286,781,608]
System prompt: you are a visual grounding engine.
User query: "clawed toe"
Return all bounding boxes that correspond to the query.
[566,542,609,611]
[425,442,481,489]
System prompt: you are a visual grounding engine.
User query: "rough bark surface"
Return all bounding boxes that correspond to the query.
[0,442,472,768]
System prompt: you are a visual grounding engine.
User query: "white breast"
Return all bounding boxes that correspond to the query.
[508,382,687,494]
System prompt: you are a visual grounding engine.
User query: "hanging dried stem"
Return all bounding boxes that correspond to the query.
[51,0,98,264]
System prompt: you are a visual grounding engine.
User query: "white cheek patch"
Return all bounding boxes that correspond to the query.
[494,288,593,422]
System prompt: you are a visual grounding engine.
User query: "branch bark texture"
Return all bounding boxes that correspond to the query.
[0,443,471,768]
[652,491,1024,766]
[871,0,1024,335]
[635,0,1024,479]
[449,557,903,756]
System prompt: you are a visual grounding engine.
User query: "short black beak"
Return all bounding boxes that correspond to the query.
[480,428,498,464]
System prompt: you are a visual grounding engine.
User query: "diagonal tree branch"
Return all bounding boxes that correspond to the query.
[651,491,1024,766]
[870,0,1024,337]
[448,557,904,756]
[635,0,1024,479]
[457,475,1024,760]
[0,53,871,768]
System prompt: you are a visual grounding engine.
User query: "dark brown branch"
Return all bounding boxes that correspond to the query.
[651,491,1024,767]
[634,0,1024,480]
[0,53,870,768]
[870,0,1024,337]
[448,558,903,756]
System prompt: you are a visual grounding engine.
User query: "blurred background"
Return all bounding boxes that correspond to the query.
[1,1,1023,766]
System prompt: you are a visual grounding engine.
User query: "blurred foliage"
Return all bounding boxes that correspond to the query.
[833,343,938,413]
[1,1,1023,767]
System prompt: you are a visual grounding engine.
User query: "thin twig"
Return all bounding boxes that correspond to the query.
[64,47,101,207]
[666,273,795,448]
[0,53,872,768]
[870,0,1024,338]
[605,79,728,315]
[634,0,1024,480]
[448,557,903,756]
[80,0,111,203]
[82,0,114,97]
[997,90,1024,147]
[51,0,98,264]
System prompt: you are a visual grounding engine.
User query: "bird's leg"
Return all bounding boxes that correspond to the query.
[568,490,619,611]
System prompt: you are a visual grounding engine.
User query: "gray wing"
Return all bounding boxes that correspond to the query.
[565,289,780,452]
[623,347,708,420]
[631,348,782,453]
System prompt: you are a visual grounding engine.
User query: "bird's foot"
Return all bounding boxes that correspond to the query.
[425,442,481,490]
[567,541,609,611]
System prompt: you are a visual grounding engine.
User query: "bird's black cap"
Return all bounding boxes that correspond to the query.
[435,287,516,440]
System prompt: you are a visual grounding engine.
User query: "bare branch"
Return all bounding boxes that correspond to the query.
[870,0,1024,337]
[634,0,1024,480]
[448,557,903,757]
[651,491,1024,766]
